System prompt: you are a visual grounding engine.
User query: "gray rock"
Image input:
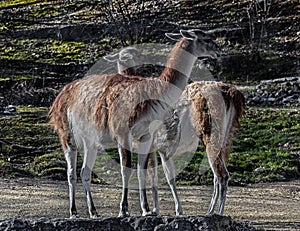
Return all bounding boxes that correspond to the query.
[3,110,12,115]
[267,97,276,103]
[245,77,300,106]
[0,215,256,231]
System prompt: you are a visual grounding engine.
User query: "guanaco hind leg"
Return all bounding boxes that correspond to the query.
[65,145,78,218]
[206,148,230,215]
[117,143,132,217]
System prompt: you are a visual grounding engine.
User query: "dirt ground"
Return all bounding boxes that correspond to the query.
[0,178,299,230]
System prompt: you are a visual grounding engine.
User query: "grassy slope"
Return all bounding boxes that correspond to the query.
[0,0,299,81]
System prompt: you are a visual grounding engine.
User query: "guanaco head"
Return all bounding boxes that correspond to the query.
[104,47,142,75]
[165,29,220,59]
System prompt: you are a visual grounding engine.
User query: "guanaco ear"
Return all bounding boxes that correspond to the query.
[180,29,196,40]
[119,53,133,62]
[104,53,119,62]
[181,29,208,40]
[165,32,182,41]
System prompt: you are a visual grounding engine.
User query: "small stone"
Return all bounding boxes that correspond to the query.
[3,110,11,115]
[282,96,294,104]
[252,96,261,104]
[256,89,263,94]
[267,97,276,103]
[7,105,17,112]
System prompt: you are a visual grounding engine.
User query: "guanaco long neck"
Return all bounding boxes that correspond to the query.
[159,39,197,91]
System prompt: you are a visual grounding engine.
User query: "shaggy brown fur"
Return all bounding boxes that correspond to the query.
[48,80,81,151]
[219,83,245,128]
[91,40,194,137]
[93,74,144,130]
[187,82,245,163]
[190,90,211,145]
[108,79,174,138]
[185,81,245,215]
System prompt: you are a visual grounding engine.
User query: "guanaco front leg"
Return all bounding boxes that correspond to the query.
[160,154,183,216]
[65,145,78,218]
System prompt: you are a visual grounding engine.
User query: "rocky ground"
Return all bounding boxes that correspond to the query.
[0,216,255,231]
[244,77,300,107]
[0,178,299,230]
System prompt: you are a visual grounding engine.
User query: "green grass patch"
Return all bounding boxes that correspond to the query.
[0,0,39,8]
[30,151,66,179]
[0,106,60,177]
[31,3,60,17]
[51,41,86,63]
[0,39,88,64]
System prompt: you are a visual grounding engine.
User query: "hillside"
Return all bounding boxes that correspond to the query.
[0,0,299,106]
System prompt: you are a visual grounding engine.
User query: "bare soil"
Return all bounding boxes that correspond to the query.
[0,178,299,230]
